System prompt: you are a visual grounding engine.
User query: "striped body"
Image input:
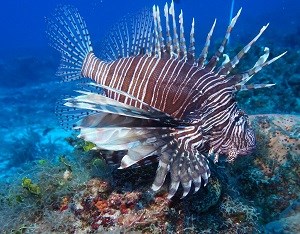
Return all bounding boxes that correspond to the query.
[81,52,242,156]
[47,1,285,198]
[82,53,235,120]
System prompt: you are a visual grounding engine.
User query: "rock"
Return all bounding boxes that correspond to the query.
[249,114,300,166]
[186,175,222,213]
[279,199,300,219]
[264,199,300,234]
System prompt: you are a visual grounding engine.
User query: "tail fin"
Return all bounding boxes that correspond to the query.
[46,5,93,81]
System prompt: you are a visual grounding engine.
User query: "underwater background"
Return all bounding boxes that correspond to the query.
[0,0,299,233]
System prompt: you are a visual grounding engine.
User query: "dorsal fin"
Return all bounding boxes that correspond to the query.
[205,8,242,70]
[218,24,270,75]
[164,2,173,55]
[231,49,287,90]
[152,5,162,57]
[179,10,187,59]
[98,1,198,62]
[188,18,195,61]
[198,19,216,67]
[49,2,286,91]
[169,1,180,56]
[99,10,153,61]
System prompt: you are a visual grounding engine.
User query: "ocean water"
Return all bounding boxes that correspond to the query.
[0,0,299,233]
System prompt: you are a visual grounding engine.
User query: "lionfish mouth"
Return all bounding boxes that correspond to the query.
[226,146,256,163]
[237,147,256,156]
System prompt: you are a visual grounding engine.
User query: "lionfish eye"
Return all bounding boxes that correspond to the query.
[234,116,241,122]
[234,110,245,123]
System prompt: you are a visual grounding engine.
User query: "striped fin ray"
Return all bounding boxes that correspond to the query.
[197,19,216,67]
[236,83,276,92]
[152,2,190,59]
[99,1,198,61]
[164,2,173,55]
[133,10,154,56]
[188,18,195,61]
[163,0,195,60]
[100,10,153,61]
[169,0,180,56]
[55,95,99,129]
[119,138,172,169]
[64,90,178,125]
[218,24,270,75]
[179,10,187,59]
[152,5,163,57]
[55,81,106,129]
[166,149,210,199]
[181,152,210,198]
[46,5,93,81]
[75,113,176,168]
[206,8,242,70]
[215,8,242,59]
[232,50,287,89]
[83,82,185,124]
[77,125,173,151]
[151,147,175,192]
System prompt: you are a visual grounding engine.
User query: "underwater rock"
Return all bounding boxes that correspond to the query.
[264,199,300,233]
[231,114,300,226]
[185,175,222,213]
[219,195,259,229]
[278,198,300,218]
[249,114,300,166]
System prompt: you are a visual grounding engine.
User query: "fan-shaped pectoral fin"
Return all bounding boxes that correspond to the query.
[151,145,211,199]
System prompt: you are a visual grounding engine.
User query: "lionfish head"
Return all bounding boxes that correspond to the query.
[220,110,256,163]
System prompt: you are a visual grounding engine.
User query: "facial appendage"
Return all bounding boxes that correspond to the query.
[220,111,256,163]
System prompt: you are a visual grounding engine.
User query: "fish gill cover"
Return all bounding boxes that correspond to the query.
[0,0,299,233]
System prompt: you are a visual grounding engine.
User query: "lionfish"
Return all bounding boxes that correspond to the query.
[47,1,285,199]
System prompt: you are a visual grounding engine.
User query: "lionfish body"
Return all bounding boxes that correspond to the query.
[48,1,285,198]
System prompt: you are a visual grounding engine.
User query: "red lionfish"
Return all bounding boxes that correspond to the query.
[47,1,286,199]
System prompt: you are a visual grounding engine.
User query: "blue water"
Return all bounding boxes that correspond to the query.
[0,0,298,56]
[0,0,299,232]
